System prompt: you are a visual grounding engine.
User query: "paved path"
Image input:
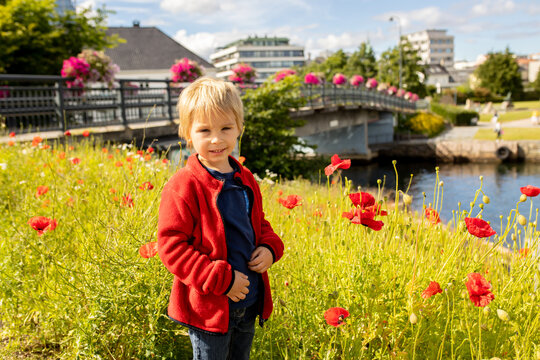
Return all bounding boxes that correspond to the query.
[436,118,539,141]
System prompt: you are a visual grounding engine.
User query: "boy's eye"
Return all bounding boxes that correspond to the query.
[222,127,231,130]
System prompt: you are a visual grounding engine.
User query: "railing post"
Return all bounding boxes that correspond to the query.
[119,80,127,126]
[57,79,66,132]
[166,80,173,121]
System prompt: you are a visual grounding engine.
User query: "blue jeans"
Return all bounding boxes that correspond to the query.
[188,304,257,360]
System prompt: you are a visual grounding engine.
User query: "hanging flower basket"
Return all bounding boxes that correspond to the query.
[170,58,203,83]
[350,75,364,87]
[365,77,378,89]
[229,63,256,84]
[275,69,296,82]
[304,72,321,85]
[396,89,406,97]
[332,73,347,85]
[61,50,119,89]
[387,86,397,95]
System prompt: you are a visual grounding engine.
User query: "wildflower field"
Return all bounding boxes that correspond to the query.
[0,137,539,359]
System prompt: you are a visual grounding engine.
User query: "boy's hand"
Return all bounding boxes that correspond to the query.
[248,247,273,273]
[226,270,250,302]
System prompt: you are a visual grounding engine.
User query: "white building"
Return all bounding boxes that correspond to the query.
[406,29,454,67]
[210,36,305,83]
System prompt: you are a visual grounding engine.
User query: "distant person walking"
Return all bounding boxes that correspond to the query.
[531,110,539,125]
[491,111,499,124]
[494,120,502,141]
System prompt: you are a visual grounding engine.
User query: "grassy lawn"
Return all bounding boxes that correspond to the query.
[477,100,540,123]
[474,127,540,140]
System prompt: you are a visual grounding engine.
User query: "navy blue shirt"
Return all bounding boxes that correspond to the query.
[204,161,259,309]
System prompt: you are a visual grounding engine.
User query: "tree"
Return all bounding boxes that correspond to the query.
[377,40,427,96]
[298,50,348,83]
[344,42,377,78]
[0,0,121,75]
[474,48,523,97]
[240,76,318,179]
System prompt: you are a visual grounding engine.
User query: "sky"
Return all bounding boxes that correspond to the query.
[77,0,540,62]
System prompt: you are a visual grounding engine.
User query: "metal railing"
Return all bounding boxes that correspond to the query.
[0,75,417,134]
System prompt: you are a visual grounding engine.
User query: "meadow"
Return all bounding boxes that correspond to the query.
[0,136,539,359]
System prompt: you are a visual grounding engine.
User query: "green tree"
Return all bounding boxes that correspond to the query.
[474,48,523,97]
[344,42,377,78]
[0,0,121,74]
[377,40,427,96]
[298,50,348,83]
[240,76,318,178]
[532,70,540,93]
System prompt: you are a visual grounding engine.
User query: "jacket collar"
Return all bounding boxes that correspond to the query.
[185,154,245,190]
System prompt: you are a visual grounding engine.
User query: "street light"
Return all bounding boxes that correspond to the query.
[389,15,402,90]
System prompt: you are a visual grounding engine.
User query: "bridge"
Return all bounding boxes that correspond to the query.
[0,75,419,157]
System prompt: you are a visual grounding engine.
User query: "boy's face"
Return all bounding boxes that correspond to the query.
[189,113,241,173]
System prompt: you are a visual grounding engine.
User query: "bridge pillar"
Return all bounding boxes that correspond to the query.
[293,108,394,159]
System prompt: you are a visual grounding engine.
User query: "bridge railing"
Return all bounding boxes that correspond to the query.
[0,75,417,134]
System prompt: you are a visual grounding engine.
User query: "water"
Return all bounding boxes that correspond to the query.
[344,160,540,237]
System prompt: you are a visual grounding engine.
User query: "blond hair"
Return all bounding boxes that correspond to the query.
[177,77,244,141]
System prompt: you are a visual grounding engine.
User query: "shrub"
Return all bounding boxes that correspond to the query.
[408,112,446,137]
[431,102,479,126]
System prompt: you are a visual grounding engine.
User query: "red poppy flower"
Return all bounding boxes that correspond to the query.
[350,210,384,231]
[57,152,66,159]
[139,181,154,190]
[464,217,496,238]
[422,281,442,299]
[115,161,123,167]
[238,156,246,165]
[9,132,15,138]
[519,248,530,258]
[520,185,540,197]
[324,307,350,327]
[102,147,108,153]
[126,156,133,163]
[82,130,90,137]
[425,207,441,225]
[64,130,71,136]
[162,159,169,164]
[466,273,494,307]
[324,154,351,176]
[28,216,57,236]
[31,136,43,147]
[35,185,49,197]
[122,194,134,208]
[278,195,302,209]
[349,192,375,208]
[364,203,388,216]
[139,241,158,258]
[8,141,14,146]
[70,157,81,165]
[147,147,154,154]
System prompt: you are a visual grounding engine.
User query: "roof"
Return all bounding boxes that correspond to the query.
[426,64,450,75]
[220,36,290,49]
[104,26,214,71]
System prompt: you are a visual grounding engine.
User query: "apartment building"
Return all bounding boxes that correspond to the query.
[210,36,305,83]
[406,29,454,67]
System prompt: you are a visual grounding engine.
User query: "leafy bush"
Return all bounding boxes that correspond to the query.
[431,102,479,126]
[408,112,446,137]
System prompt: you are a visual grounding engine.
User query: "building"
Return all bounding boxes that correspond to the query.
[104,23,215,81]
[210,36,305,83]
[405,29,454,67]
[425,64,454,91]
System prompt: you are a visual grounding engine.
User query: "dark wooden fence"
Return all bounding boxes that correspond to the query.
[0,74,417,134]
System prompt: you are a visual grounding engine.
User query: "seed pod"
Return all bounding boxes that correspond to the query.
[518,215,527,226]
[511,233,517,241]
[409,313,418,325]
[403,194,412,206]
[483,306,491,316]
[483,195,490,204]
[497,309,509,322]
[520,194,527,203]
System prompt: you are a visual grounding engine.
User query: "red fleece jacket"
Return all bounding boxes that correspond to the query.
[157,154,284,334]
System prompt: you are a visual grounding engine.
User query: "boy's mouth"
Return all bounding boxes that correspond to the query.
[210,148,226,154]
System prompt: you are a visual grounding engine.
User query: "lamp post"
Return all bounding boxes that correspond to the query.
[389,15,402,90]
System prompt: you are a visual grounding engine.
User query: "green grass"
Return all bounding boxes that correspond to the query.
[474,127,540,140]
[479,109,538,123]
[1,138,539,359]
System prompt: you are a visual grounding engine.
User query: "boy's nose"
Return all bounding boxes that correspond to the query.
[210,136,220,144]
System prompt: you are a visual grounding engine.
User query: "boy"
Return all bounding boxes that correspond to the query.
[157,77,284,359]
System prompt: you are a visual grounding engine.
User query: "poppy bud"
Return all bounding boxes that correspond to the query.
[511,233,517,241]
[483,306,491,316]
[497,309,509,322]
[479,204,484,209]
[483,195,490,204]
[439,181,444,187]
[470,201,475,208]
[518,215,527,226]
[479,175,483,181]
[519,194,527,203]
[403,194,412,206]
[409,313,418,324]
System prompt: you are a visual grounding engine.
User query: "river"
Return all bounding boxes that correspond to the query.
[345,160,540,239]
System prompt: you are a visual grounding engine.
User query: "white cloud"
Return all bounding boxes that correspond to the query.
[471,0,516,16]
[173,29,245,59]
[160,0,221,15]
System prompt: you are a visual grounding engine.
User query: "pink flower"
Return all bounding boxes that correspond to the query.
[350,75,364,86]
[366,78,378,89]
[170,58,203,83]
[275,69,296,82]
[387,86,397,95]
[304,72,321,85]
[332,73,347,85]
[229,63,256,84]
